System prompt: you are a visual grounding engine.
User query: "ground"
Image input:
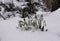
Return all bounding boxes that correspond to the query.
[0,8,60,41]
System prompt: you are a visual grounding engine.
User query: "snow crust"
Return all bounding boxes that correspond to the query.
[0,8,60,41]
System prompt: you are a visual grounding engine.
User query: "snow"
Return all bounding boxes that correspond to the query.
[0,8,60,41]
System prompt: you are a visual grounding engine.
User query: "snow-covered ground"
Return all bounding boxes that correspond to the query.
[0,8,60,41]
